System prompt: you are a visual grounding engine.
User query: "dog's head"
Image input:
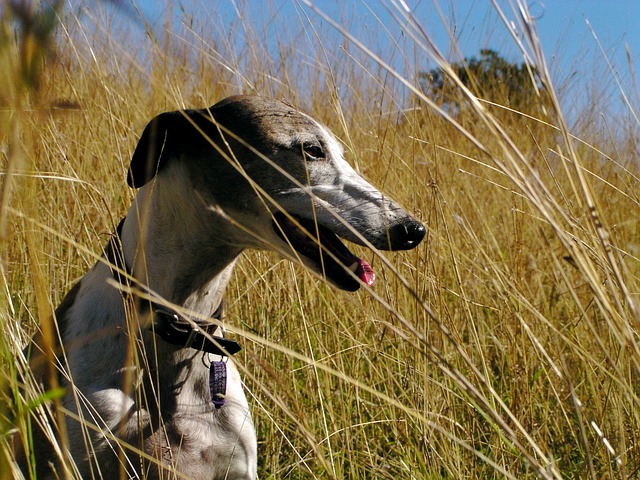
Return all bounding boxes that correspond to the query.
[128,95,425,291]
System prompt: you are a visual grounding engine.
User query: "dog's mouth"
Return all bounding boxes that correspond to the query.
[272,213,374,292]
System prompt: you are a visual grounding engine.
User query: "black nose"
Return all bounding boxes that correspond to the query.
[388,220,426,250]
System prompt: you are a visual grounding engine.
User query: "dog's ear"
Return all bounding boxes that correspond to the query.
[128,110,217,188]
[128,112,174,188]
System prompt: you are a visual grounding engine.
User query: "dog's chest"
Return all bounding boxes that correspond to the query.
[140,359,257,479]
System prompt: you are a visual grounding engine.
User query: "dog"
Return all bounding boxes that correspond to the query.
[16,95,425,479]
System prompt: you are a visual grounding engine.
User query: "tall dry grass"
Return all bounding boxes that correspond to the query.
[1,1,640,478]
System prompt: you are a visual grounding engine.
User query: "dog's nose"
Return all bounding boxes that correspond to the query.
[389,220,426,250]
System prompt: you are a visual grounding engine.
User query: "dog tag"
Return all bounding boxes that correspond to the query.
[209,361,227,409]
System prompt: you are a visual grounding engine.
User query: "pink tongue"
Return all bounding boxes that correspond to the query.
[355,259,375,286]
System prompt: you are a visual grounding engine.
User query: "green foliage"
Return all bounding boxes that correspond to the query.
[2,0,62,91]
[419,49,548,117]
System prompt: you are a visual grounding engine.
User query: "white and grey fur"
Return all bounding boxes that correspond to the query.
[18,95,425,479]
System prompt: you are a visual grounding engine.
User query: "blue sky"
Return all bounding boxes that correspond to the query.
[130,1,640,68]
[124,0,639,118]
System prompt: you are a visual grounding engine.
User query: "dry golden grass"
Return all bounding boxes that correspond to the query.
[2,1,640,478]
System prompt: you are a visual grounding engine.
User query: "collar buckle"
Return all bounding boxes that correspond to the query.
[151,305,241,356]
[184,325,200,349]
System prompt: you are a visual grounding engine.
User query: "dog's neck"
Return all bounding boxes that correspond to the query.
[119,184,243,318]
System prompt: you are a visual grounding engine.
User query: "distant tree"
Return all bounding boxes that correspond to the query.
[418,49,547,118]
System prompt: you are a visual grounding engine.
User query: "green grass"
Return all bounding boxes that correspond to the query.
[2,1,640,478]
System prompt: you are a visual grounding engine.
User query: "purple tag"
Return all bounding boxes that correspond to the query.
[209,361,227,409]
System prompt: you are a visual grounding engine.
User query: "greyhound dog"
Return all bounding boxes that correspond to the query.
[18,95,425,479]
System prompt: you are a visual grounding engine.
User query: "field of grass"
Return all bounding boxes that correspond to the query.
[2,1,640,478]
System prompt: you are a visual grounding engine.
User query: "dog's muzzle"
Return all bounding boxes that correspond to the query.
[272,213,425,291]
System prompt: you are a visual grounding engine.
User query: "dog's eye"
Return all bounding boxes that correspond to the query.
[302,144,325,160]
